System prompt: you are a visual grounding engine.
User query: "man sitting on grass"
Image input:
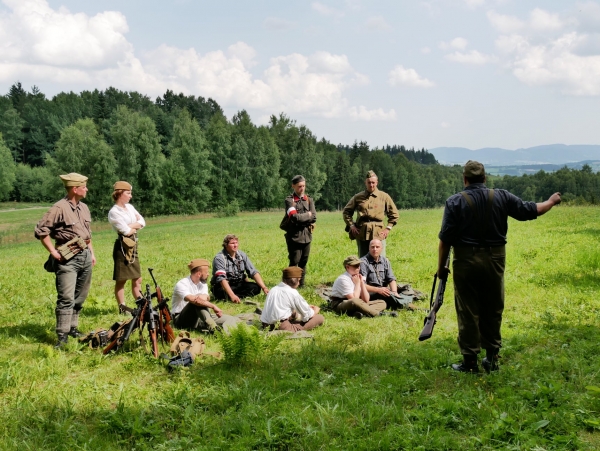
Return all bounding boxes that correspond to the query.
[172,258,244,334]
[329,255,387,319]
[360,239,414,311]
[260,267,324,331]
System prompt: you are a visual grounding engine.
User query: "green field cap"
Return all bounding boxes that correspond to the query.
[463,160,485,178]
[343,255,361,267]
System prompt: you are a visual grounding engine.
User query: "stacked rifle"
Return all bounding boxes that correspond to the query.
[103,268,175,357]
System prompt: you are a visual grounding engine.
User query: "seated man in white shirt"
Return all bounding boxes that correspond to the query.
[260,266,324,331]
[172,259,243,334]
[329,255,387,319]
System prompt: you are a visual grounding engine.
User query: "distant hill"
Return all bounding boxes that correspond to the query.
[429,144,600,166]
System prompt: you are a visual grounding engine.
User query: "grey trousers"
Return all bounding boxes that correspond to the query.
[174,304,243,334]
[330,297,386,317]
[54,249,93,334]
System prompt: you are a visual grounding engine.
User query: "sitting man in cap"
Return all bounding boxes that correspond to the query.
[329,255,387,319]
[360,239,414,311]
[211,234,269,303]
[172,259,244,334]
[260,267,324,331]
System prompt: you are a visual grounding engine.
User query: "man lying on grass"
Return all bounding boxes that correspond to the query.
[329,255,387,319]
[260,266,324,331]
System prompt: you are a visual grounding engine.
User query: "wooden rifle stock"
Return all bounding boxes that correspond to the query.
[418,249,451,341]
[148,268,176,343]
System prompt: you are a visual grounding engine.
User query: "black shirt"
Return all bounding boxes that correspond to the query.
[439,184,538,247]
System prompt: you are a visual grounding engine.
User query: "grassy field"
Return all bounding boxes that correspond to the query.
[1,205,599,450]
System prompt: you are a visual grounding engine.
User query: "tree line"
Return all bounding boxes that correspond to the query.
[0,82,598,218]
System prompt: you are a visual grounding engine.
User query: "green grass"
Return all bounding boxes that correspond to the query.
[1,205,600,450]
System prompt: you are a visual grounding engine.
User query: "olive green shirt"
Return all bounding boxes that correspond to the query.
[35,197,92,244]
[342,188,399,240]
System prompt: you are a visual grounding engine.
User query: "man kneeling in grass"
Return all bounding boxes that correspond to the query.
[329,255,387,319]
[172,259,244,334]
[260,267,324,331]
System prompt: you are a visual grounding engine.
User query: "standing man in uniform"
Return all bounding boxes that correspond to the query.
[283,175,317,288]
[438,160,561,373]
[35,173,96,348]
[343,170,399,258]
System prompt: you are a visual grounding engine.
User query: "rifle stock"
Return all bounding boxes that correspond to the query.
[418,249,451,341]
[148,268,175,343]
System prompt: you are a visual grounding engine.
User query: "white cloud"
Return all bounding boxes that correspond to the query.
[441,121,450,128]
[440,37,469,50]
[0,0,393,120]
[348,106,397,121]
[496,32,600,95]
[366,16,392,31]
[421,46,432,54]
[311,2,344,18]
[388,65,435,87]
[463,0,485,8]
[445,50,497,65]
[487,10,525,34]
[529,8,564,32]
[263,17,295,31]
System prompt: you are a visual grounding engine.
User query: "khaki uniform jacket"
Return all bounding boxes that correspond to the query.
[34,197,92,244]
[284,193,317,244]
[343,188,399,240]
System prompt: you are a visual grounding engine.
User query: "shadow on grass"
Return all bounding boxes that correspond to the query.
[0,322,52,343]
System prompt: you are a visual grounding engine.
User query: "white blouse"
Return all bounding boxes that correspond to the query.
[108,204,146,236]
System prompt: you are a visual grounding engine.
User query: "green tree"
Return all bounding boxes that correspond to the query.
[164,109,212,213]
[0,107,24,162]
[47,119,117,214]
[0,134,16,201]
[110,106,164,213]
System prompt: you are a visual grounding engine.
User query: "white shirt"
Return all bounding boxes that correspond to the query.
[171,276,208,314]
[260,282,314,324]
[331,272,357,298]
[108,203,146,236]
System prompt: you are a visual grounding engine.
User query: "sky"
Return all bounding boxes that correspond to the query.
[0,0,599,150]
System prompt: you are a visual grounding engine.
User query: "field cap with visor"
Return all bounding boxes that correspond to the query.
[463,160,485,178]
[343,255,361,267]
[59,173,88,187]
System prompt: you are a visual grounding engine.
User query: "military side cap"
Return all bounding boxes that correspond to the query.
[366,170,377,179]
[113,181,132,190]
[343,255,361,267]
[59,173,87,187]
[188,259,210,271]
[463,160,485,178]
[282,266,303,278]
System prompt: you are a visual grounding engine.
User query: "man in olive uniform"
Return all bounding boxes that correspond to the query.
[438,160,561,373]
[283,175,317,287]
[343,170,399,258]
[35,173,97,348]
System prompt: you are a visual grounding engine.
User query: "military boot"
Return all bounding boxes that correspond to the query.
[54,333,69,349]
[70,307,82,337]
[451,356,480,373]
[68,327,83,338]
[482,349,500,373]
[299,268,306,289]
[55,309,72,349]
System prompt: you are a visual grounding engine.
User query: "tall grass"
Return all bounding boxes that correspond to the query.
[0,205,599,449]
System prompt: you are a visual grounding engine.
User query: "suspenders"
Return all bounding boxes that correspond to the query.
[460,189,495,246]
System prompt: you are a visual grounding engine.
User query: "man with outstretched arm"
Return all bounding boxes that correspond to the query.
[438,160,561,373]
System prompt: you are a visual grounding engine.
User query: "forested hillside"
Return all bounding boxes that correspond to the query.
[0,82,598,217]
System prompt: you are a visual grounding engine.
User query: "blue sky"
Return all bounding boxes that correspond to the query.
[1,0,599,150]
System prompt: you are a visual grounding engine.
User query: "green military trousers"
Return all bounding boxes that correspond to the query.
[452,246,505,356]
